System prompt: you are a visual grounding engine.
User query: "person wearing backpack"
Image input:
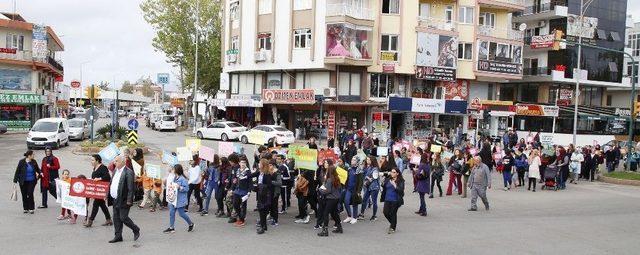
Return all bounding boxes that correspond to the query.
[514,149,528,188]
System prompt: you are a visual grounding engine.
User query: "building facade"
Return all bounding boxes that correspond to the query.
[0,13,64,131]
[220,0,528,142]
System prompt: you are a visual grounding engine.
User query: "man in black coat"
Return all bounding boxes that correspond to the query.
[108,155,140,243]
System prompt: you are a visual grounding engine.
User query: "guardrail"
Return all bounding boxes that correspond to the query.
[514,1,566,16]
[326,3,374,20]
[523,67,551,76]
[478,25,524,41]
[417,16,457,32]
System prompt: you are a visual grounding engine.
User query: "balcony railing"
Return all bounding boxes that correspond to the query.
[478,25,524,41]
[0,50,64,72]
[417,16,457,32]
[326,3,374,20]
[514,1,567,17]
[523,67,551,76]
[47,56,64,71]
[490,0,525,6]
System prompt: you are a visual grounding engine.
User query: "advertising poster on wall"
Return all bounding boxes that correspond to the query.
[0,68,32,90]
[567,14,598,39]
[477,40,523,75]
[416,32,457,81]
[326,23,371,59]
[32,24,48,59]
[436,80,469,100]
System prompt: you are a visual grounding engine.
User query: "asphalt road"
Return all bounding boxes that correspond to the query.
[1,120,639,255]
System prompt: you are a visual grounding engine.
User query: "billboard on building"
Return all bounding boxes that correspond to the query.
[326,23,371,59]
[567,14,598,39]
[0,68,32,91]
[32,24,48,60]
[477,40,522,75]
[415,32,457,81]
[437,80,469,100]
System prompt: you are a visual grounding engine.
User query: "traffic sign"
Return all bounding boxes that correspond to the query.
[71,80,81,88]
[157,73,170,85]
[127,130,138,145]
[128,119,139,130]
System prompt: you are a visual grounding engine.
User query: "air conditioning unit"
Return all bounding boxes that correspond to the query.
[538,21,546,27]
[323,88,336,97]
[254,51,267,62]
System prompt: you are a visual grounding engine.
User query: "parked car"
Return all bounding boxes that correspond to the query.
[147,112,164,129]
[196,121,247,141]
[157,115,177,132]
[240,125,295,146]
[26,118,70,149]
[118,110,126,117]
[0,123,7,134]
[68,118,89,140]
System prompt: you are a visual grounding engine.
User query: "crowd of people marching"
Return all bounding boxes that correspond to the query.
[12,127,627,240]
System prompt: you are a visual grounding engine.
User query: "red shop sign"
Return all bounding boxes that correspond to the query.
[382,63,395,73]
[0,48,17,54]
[262,89,315,104]
[69,178,110,199]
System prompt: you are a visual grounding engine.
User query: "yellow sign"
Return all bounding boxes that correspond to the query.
[127,130,138,145]
[480,100,513,106]
[380,52,397,62]
[430,144,442,153]
[248,130,265,145]
[185,139,202,152]
[336,167,347,185]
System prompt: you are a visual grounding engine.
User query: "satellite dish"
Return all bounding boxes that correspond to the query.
[518,23,527,31]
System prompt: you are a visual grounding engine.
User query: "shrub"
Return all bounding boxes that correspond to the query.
[97,124,128,139]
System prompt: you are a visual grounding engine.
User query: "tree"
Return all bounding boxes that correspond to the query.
[140,0,222,97]
[137,77,156,98]
[120,81,134,93]
[98,81,110,91]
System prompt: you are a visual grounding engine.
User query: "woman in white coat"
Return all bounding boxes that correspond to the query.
[527,149,541,192]
[570,148,584,184]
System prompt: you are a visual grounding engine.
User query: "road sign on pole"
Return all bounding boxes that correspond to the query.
[127,130,138,145]
[128,119,139,130]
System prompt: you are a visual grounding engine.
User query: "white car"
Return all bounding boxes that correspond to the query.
[26,118,70,149]
[157,115,177,131]
[196,121,247,141]
[240,125,295,146]
[68,118,89,140]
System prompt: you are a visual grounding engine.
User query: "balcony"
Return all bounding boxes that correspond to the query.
[416,16,457,34]
[478,25,524,42]
[46,56,64,72]
[0,50,64,75]
[523,67,551,76]
[513,1,568,23]
[478,0,525,11]
[326,2,374,26]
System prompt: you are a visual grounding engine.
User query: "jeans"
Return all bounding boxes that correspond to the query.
[606,161,615,173]
[19,180,36,211]
[430,176,442,196]
[322,199,341,228]
[502,170,513,188]
[383,201,400,230]
[203,184,217,212]
[343,189,359,218]
[418,192,427,213]
[169,204,193,228]
[186,183,202,211]
[89,199,111,221]
[361,189,378,217]
[297,194,308,218]
[40,181,57,207]
[316,198,325,227]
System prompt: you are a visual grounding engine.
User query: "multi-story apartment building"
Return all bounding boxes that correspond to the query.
[0,13,64,131]
[606,18,638,109]
[220,0,525,142]
[505,0,630,139]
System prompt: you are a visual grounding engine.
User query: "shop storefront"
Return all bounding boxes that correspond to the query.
[513,104,559,132]
[0,93,44,131]
[475,100,516,138]
[211,96,263,127]
[388,96,468,141]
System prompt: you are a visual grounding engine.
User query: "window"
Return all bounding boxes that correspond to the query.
[479,12,496,27]
[293,0,312,10]
[267,72,282,89]
[295,72,305,89]
[258,0,272,14]
[231,74,239,94]
[606,95,612,106]
[255,73,263,93]
[419,3,430,18]
[258,33,271,50]
[338,72,361,96]
[294,29,312,49]
[457,43,472,60]
[380,34,398,53]
[231,36,239,50]
[596,29,606,40]
[5,34,24,51]
[445,6,453,23]
[610,31,621,42]
[370,74,394,98]
[230,1,240,20]
[382,0,400,14]
[458,6,474,24]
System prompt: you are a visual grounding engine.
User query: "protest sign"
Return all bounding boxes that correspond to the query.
[377,147,389,156]
[441,151,454,160]
[430,144,442,153]
[248,131,265,145]
[336,167,347,185]
[234,144,244,154]
[469,148,478,156]
[55,179,69,204]
[199,146,215,162]
[166,182,178,207]
[218,141,234,156]
[410,154,421,165]
[162,150,178,166]
[185,139,202,152]
[176,147,192,161]
[132,160,142,176]
[145,164,162,179]
[69,178,109,199]
[288,146,318,170]
[98,142,120,164]
[317,149,339,164]
[62,195,87,216]
[356,149,367,161]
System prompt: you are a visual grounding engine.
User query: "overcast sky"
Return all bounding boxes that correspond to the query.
[1,0,179,91]
[3,0,639,93]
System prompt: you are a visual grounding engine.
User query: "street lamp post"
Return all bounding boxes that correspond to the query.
[192,0,200,134]
[572,0,596,146]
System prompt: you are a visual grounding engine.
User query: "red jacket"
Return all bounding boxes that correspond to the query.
[40,156,60,189]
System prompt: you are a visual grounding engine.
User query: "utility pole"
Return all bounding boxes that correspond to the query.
[90,84,95,144]
[572,0,595,145]
[192,0,200,133]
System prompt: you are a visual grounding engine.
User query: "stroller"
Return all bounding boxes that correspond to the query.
[541,165,559,191]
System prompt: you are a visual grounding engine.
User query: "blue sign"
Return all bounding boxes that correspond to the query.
[0,68,32,90]
[387,97,412,112]
[162,150,178,166]
[444,100,468,114]
[128,119,139,130]
[98,143,120,164]
[157,73,170,85]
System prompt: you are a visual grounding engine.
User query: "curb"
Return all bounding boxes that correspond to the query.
[599,175,640,186]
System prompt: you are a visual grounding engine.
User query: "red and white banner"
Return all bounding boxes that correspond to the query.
[69,178,110,199]
[530,34,554,49]
[515,104,559,117]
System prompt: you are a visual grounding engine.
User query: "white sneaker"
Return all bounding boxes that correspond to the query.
[503,187,508,191]
[302,215,310,224]
[349,218,357,224]
[342,217,352,223]
[294,219,303,224]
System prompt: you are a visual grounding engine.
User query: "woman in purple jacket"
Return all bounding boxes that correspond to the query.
[414,153,431,216]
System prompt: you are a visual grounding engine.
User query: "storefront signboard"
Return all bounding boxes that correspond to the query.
[411,98,445,114]
[262,89,315,104]
[515,104,559,117]
[382,63,395,73]
[0,120,31,131]
[530,34,555,49]
[444,100,468,114]
[0,93,43,104]
[477,60,522,74]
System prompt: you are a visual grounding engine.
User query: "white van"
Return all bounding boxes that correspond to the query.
[157,115,177,132]
[26,118,70,149]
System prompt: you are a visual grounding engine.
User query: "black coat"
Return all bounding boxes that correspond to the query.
[380,177,405,206]
[255,172,274,210]
[91,165,111,182]
[13,158,40,185]
[109,167,135,208]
